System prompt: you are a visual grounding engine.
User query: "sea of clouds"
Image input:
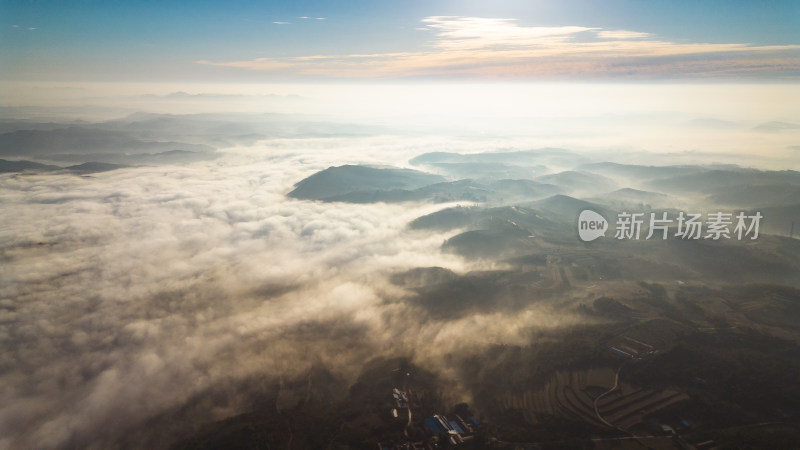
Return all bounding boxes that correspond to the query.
[0,135,586,449]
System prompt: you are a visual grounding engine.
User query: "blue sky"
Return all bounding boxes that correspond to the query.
[1,0,799,82]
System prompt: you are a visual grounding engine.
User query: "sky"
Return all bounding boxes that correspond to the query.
[2,0,799,82]
[1,0,798,165]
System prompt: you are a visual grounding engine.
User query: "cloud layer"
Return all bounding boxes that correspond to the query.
[0,136,587,448]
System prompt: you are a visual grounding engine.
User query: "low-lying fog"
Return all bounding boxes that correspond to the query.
[1,82,798,448]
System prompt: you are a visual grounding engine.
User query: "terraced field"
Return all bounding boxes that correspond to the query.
[497,368,689,430]
[599,384,689,429]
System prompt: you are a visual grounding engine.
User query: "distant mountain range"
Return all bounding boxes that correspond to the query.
[0,158,130,174]
[0,127,216,164]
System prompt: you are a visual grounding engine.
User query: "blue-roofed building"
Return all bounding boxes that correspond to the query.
[424,416,447,435]
[425,413,478,444]
[448,421,465,434]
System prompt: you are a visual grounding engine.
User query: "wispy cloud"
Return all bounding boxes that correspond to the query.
[596,30,651,40]
[272,21,290,25]
[196,57,295,70]
[198,16,800,79]
[421,16,596,51]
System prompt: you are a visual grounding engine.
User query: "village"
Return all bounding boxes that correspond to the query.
[381,385,483,449]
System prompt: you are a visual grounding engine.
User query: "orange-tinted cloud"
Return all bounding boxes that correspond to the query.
[197,16,800,79]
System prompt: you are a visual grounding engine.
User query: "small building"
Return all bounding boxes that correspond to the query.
[448,420,465,435]
[424,416,447,435]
